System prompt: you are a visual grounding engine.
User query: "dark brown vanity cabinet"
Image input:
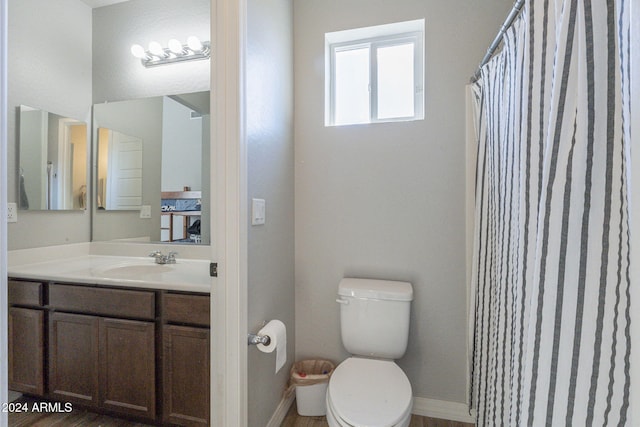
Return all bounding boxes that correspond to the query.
[48,313,156,419]
[48,284,156,420]
[8,280,44,395]
[8,280,211,425]
[162,293,211,426]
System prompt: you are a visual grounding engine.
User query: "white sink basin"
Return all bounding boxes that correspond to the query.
[102,264,173,279]
[92,263,174,279]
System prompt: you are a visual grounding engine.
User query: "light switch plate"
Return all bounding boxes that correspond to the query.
[7,203,17,223]
[140,205,152,219]
[252,198,266,225]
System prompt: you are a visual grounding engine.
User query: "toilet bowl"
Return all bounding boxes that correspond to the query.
[326,278,414,427]
[325,357,412,427]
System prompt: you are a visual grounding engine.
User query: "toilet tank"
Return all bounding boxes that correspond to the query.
[337,278,413,359]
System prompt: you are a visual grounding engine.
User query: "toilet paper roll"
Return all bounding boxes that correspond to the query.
[257,320,287,374]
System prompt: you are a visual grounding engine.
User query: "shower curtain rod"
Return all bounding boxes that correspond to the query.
[470,0,525,82]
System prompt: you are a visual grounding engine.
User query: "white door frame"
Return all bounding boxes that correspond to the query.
[57,119,86,210]
[0,0,8,424]
[630,0,639,424]
[57,118,75,209]
[211,0,248,425]
[57,119,72,209]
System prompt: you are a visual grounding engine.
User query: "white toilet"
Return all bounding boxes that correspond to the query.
[326,278,414,427]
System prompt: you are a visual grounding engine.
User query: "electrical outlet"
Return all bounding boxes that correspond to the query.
[7,202,17,223]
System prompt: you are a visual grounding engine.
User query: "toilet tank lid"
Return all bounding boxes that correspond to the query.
[338,278,413,301]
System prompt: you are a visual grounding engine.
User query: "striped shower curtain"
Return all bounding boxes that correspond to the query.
[470,0,632,426]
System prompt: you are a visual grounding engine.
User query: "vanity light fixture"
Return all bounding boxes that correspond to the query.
[130,36,211,68]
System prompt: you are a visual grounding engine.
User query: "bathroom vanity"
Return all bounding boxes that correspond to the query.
[7,253,211,426]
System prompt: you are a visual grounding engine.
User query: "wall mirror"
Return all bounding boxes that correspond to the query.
[18,105,88,211]
[92,91,210,245]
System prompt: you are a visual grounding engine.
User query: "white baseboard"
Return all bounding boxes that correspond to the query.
[412,397,476,424]
[265,392,295,427]
[266,393,475,425]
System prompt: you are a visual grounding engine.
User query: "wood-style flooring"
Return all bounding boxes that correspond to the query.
[8,396,475,426]
[8,396,153,427]
[281,400,475,427]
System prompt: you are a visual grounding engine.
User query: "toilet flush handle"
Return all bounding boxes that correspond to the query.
[336,298,349,305]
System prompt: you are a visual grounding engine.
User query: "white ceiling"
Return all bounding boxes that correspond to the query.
[80,0,129,8]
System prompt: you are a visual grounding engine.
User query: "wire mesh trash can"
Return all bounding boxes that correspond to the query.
[289,359,335,416]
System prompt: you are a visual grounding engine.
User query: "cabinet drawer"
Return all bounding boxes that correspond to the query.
[49,284,155,320]
[164,293,210,327]
[9,280,43,306]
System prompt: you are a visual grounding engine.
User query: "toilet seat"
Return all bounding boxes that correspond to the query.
[326,357,412,427]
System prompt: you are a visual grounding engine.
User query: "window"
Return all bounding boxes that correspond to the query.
[326,20,424,126]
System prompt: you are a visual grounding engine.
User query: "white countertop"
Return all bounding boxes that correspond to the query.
[8,254,212,293]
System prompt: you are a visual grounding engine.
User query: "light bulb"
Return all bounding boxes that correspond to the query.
[168,39,184,54]
[130,44,146,59]
[148,41,165,57]
[187,36,203,52]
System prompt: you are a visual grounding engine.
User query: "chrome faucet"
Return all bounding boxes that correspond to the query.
[148,250,178,264]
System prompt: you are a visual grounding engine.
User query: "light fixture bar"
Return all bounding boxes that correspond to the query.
[131,39,211,68]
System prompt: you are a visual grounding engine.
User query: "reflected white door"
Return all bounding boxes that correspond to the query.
[106,130,143,210]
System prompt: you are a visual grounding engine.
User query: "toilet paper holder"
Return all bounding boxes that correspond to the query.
[247,333,271,346]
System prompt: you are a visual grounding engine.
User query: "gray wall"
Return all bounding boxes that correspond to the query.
[246,0,295,425]
[92,97,163,241]
[7,0,92,250]
[19,110,47,210]
[161,97,203,192]
[293,0,512,403]
[92,0,210,102]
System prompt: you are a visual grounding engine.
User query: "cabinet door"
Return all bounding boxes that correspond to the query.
[49,312,100,406]
[99,318,155,420]
[163,325,210,426]
[8,307,44,395]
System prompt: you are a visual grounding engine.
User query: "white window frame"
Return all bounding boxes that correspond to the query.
[327,27,424,126]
